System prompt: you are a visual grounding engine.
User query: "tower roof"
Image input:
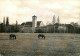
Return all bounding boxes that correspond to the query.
[32,15,37,17]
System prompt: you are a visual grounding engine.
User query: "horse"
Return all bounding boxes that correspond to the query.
[38,34,45,39]
[9,34,16,40]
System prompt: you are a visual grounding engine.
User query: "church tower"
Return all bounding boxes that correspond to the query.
[32,15,37,33]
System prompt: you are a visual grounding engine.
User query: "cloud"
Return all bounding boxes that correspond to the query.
[0,0,80,24]
[43,3,63,9]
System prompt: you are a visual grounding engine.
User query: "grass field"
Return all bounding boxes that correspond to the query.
[0,33,80,56]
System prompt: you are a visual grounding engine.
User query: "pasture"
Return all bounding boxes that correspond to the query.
[0,33,80,56]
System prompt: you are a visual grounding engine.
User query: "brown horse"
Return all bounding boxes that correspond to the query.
[9,34,16,40]
[38,34,45,39]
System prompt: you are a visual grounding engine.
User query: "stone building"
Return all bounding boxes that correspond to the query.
[21,15,44,33]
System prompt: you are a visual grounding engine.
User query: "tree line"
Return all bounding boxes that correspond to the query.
[0,17,20,33]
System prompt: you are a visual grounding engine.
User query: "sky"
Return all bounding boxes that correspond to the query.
[0,0,80,25]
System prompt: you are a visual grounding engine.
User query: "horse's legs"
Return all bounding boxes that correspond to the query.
[10,36,13,40]
[13,36,15,40]
[11,37,12,40]
[10,37,16,40]
[42,36,45,39]
[44,36,45,39]
[15,36,16,40]
[9,37,11,40]
[9,35,12,40]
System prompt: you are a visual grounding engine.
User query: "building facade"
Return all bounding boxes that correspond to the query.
[20,15,44,33]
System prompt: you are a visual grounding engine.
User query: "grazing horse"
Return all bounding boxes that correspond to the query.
[9,34,16,40]
[38,34,45,39]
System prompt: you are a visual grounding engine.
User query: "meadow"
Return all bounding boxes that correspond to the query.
[0,33,80,56]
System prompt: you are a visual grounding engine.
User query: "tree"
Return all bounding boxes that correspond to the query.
[0,23,5,32]
[57,16,60,24]
[21,22,25,25]
[52,15,55,25]
[70,22,78,33]
[15,21,19,32]
[6,17,9,26]
[3,17,6,32]
[10,25,15,33]
[37,29,43,33]
[3,17,5,25]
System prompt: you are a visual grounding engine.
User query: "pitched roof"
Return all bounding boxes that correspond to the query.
[24,21,42,27]
[37,21,41,25]
[25,22,32,26]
